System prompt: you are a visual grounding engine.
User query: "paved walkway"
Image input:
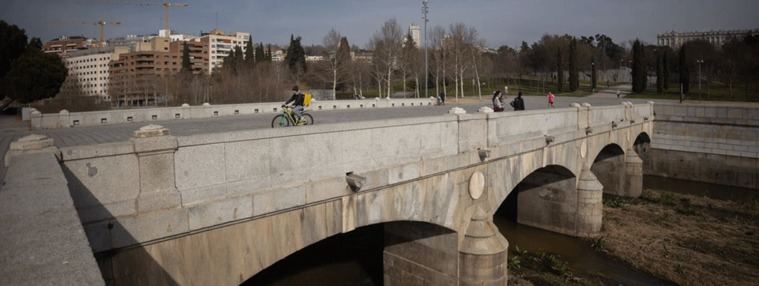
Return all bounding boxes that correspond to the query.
[0,96,666,182]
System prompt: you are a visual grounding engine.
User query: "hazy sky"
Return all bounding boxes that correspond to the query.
[2,0,758,48]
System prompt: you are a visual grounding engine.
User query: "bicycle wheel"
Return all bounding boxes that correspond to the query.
[271,114,290,128]
[302,113,314,125]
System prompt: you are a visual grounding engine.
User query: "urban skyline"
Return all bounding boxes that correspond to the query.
[3,0,759,49]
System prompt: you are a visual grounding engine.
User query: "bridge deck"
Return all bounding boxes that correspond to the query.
[0,96,660,183]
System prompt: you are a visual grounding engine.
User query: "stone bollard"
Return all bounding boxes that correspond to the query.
[624,149,644,198]
[4,134,57,167]
[459,206,509,286]
[449,107,467,114]
[575,163,603,237]
[478,106,494,113]
[131,125,181,213]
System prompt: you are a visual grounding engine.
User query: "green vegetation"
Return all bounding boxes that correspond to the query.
[0,20,67,104]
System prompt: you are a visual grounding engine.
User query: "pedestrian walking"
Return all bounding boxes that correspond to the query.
[492,90,504,112]
[510,92,525,111]
[547,91,555,108]
[616,90,621,98]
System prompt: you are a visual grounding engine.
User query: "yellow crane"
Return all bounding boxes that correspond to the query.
[125,1,189,33]
[85,19,121,47]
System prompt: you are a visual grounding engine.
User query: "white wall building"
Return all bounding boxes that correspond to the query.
[657,28,759,49]
[202,29,250,72]
[409,24,421,47]
[59,47,129,102]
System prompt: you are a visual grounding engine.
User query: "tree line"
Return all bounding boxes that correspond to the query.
[631,34,759,99]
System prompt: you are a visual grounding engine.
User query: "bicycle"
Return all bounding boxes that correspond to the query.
[271,105,314,128]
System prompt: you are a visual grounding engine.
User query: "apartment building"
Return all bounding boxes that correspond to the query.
[42,36,93,55]
[57,47,129,102]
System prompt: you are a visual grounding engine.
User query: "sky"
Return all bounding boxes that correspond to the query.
[2,0,759,49]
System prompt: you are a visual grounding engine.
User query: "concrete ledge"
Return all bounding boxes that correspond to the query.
[0,152,104,286]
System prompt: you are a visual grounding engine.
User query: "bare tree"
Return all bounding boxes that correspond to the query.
[323,29,341,99]
[370,19,403,98]
[430,26,446,98]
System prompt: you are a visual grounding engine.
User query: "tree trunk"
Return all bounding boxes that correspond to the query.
[332,65,337,100]
[415,74,420,98]
[387,66,392,98]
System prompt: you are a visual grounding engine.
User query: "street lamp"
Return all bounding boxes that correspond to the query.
[591,61,595,92]
[696,59,704,94]
[422,0,430,99]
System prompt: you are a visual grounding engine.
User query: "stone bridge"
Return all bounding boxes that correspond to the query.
[3,102,655,285]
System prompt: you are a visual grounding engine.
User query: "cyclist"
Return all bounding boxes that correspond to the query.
[283,85,305,122]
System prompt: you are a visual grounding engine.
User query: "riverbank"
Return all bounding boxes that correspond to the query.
[600,188,759,286]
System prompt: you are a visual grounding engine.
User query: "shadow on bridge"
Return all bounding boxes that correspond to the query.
[243,221,456,286]
[62,165,179,286]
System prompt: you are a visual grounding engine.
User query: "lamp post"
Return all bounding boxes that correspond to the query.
[696,59,704,95]
[422,0,430,99]
[591,61,596,92]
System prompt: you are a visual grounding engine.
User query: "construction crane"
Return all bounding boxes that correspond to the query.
[125,1,189,33]
[94,1,188,35]
[85,19,121,47]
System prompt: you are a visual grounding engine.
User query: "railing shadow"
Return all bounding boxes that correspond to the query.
[62,164,179,286]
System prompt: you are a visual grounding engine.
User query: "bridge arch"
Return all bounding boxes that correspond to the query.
[243,220,457,285]
[591,143,627,196]
[106,174,464,286]
[633,131,652,156]
[495,164,583,236]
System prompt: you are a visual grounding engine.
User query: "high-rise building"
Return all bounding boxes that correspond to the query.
[409,24,421,47]
[657,28,759,49]
[57,46,129,102]
[201,29,250,72]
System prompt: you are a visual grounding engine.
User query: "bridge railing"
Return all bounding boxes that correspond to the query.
[29,98,435,129]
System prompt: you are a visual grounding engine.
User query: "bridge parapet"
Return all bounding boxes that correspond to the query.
[1,136,104,285]
[30,98,435,129]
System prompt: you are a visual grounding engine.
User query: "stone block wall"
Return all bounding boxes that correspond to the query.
[649,103,759,189]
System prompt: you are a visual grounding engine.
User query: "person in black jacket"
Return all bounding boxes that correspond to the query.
[284,85,305,121]
[510,91,525,111]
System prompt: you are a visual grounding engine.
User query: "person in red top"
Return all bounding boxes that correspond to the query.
[547,91,555,108]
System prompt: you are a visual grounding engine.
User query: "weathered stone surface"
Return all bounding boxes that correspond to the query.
[0,152,104,286]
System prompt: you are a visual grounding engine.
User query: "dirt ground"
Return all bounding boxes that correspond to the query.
[601,189,759,286]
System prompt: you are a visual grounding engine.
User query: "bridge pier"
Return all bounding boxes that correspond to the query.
[623,149,644,198]
[383,222,459,286]
[459,207,509,286]
[592,147,643,198]
[575,165,604,237]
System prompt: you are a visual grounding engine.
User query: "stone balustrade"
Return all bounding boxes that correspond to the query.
[29,98,435,129]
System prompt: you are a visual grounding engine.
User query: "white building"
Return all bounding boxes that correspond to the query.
[409,24,421,47]
[657,28,759,49]
[271,49,286,62]
[58,47,129,102]
[202,29,250,72]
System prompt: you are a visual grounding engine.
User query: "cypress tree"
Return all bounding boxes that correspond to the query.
[244,35,255,66]
[568,38,579,92]
[662,51,669,90]
[656,50,663,94]
[632,40,642,93]
[266,44,272,62]
[556,48,563,92]
[285,35,307,76]
[180,42,192,73]
[679,44,689,94]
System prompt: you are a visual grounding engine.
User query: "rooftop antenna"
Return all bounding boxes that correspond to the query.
[215,11,218,30]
